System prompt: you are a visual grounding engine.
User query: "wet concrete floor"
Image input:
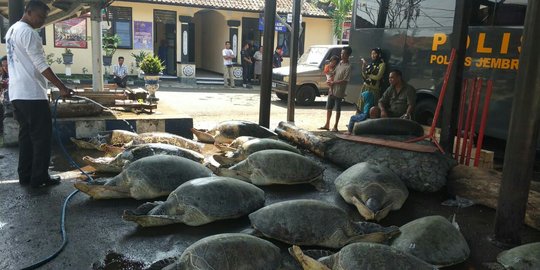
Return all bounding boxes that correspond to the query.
[1,141,540,270]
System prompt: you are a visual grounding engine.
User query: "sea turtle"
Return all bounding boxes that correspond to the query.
[213,149,325,190]
[70,130,139,151]
[150,233,283,270]
[191,120,278,144]
[122,176,265,227]
[134,132,204,153]
[82,143,205,173]
[213,138,301,167]
[352,118,425,136]
[497,242,540,270]
[334,162,408,221]
[74,155,212,200]
[391,215,470,267]
[249,199,400,249]
[289,243,436,270]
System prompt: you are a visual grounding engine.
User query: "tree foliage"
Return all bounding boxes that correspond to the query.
[310,0,353,44]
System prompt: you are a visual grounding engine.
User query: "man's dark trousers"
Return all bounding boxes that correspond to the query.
[114,76,127,88]
[12,100,52,186]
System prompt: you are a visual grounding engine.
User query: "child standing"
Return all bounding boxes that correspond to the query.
[324,55,340,96]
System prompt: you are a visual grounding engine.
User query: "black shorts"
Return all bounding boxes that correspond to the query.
[326,95,343,111]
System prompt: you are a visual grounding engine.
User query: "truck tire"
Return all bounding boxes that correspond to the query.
[276,92,288,101]
[414,98,437,126]
[296,85,317,106]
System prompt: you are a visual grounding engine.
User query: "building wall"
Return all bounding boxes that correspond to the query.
[0,2,333,76]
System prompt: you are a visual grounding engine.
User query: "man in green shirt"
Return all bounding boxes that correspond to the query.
[378,69,416,119]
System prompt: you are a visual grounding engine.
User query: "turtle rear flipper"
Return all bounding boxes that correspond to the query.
[288,245,330,270]
[191,128,215,143]
[145,256,178,270]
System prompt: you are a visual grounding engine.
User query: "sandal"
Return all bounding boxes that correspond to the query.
[318,126,329,130]
[331,128,339,132]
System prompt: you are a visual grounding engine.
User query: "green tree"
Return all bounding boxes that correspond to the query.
[310,0,352,44]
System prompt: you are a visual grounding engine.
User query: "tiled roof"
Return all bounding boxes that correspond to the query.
[125,0,329,17]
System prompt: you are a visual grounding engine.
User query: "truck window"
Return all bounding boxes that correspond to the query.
[356,0,456,29]
[355,0,381,28]
[470,1,526,26]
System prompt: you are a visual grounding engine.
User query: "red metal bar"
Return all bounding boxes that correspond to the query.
[465,77,483,166]
[406,48,456,154]
[428,48,456,137]
[474,79,493,167]
[459,78,477,164]
[454,79,469,159]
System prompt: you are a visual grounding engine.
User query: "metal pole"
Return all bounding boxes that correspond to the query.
[90,4,104,91]
[8,0,24,26]
[259,0,277,128]
[493,0,540,246]
[287,0,301,122]
[439,0,471,154]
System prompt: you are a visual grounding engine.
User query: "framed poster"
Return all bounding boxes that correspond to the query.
[54,17,87,48]
[134,21,152,50]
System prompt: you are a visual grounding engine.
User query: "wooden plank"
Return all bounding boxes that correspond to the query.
[335,134,439,153]
[449,165,540,231]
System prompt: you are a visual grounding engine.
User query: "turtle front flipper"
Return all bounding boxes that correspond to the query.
[288,245,330,270]
[211,154,240,167]
[122,211,183,227]
[82,156,122,173]
[352,196,376,221]
[74,181,130,199]
[346,222,401,245]
[191,128,215,144]
[70,137,102,150]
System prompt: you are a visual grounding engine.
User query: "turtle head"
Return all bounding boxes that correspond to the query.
[365,198,381,212]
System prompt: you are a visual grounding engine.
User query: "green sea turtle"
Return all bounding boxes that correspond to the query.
[70,130,139,151]
[122,176,265,227]
[334,162,408,221]
[213,149,325,190]
[82,143,205,173]
[191,120,278,144]
[74,155,212,200]
[213,138,301,167]
[497,242,540,270]
[150,233,283,270]
[391,215,470,267]
[352,118,425,136]
[290,243,436,270]
[135,132,204,153]
[249,199,400,249]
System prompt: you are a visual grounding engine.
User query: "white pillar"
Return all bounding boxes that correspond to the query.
[91,4,104,91]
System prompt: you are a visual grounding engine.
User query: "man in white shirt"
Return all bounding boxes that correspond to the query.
[222,41,235,88]
[6,0,73,188]
[112,56,128,88]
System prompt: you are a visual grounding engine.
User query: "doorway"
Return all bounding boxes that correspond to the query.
[154,10,177,76]
[242,17,262,49]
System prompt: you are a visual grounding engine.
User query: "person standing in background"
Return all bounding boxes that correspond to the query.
[253,45,263,84]
[359,47,385,109]
[6,0,73,188]
[222,41,235,88]
[273,46,283,68]
[319,47,352,132]
[241,42,253,88]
